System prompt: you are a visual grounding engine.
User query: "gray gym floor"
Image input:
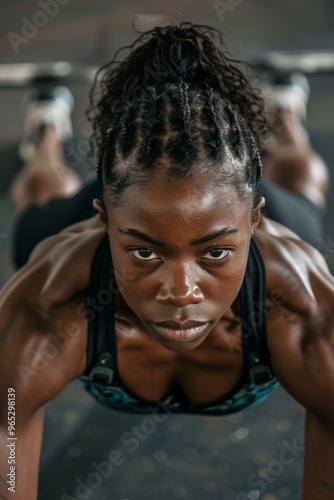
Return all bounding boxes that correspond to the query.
[0,1,333,499]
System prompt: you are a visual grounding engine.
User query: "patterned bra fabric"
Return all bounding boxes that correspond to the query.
[79,234,280,415]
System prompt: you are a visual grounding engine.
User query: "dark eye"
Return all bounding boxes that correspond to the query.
[202,248,230,261]
[130,249,160,261]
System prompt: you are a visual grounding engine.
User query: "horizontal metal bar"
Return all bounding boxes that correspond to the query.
[0,50,334,88]
[243,50,334,74]
[0,61,98,88]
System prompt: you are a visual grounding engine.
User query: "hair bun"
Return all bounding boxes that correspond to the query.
[87,22,267,155]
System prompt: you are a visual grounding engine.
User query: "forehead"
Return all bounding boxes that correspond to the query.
[107,171,252,233]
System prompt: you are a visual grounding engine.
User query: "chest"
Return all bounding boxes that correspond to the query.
[115,315,245,405]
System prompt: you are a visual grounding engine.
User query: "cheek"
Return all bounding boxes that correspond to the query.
[108,244,138,294]
[112,263,140,297]
[207,253,249,303]
[110,250,155,302]
[207,269,245,304]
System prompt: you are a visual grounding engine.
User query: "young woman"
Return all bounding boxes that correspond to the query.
[0,23,333,500]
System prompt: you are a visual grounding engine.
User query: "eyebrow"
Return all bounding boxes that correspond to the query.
[118,228,163,245]
[118,227,240,246]
[191,227,240,245]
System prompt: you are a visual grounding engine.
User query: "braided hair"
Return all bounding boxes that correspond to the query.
[86,22,267,206]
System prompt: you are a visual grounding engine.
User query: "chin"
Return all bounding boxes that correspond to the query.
[156,337,204,352]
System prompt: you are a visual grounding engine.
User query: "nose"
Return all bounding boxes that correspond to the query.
[156,263,204,307]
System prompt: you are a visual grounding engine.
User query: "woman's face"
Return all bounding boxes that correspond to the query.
[97,171,262,352]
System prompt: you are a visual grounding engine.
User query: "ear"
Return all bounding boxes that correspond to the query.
[93,198,108,230]
[251,196,265,235]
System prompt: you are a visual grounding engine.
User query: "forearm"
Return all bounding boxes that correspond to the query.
[0,407,45,500]
[303,410,334,499]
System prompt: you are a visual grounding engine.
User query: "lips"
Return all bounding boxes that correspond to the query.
[151,320,211,343]
[154,320,208,330]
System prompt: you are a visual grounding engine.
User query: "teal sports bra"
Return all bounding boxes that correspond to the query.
[79,235,279,415]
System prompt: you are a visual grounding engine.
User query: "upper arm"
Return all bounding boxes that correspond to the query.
[266,235,334,422]
[0,306,68,420]
[0,307,68,500]
[268,287,334,426]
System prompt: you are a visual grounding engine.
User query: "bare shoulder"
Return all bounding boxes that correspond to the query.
[2,216,106,312]
[256,216,334,423]
[256,216,332,311]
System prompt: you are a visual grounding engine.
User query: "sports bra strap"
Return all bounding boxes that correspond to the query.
[82,234,116,376]
[240,238,274,384]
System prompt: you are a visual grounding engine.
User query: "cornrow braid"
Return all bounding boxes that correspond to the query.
[166,81,199,175]
[205,87,224,164]
[138,87,161,168]
[96,126,112,184]
[222,102,244,160]
[117,103,139,159]
[249,130,263,183]
[89,23,266,207]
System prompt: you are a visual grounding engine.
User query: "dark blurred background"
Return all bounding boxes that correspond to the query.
[0,1,333,499]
